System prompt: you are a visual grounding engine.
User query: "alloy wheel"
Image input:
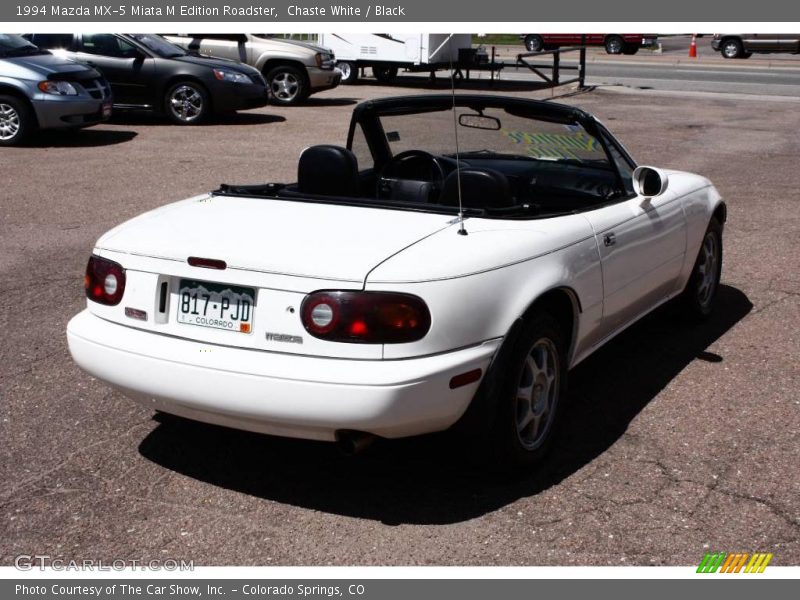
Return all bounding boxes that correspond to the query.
[722,41,741,58]
[169,85,204,123]
[515,337,560,451]
[0,103,21,141]
[696,231,719,309]
[606,37,624,54]
[271,71,300,102]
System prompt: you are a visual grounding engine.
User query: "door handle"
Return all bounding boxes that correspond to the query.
[604,232,617,247]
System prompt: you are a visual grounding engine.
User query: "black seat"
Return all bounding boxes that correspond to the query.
[440,168,514,209]
[296,145,359,197]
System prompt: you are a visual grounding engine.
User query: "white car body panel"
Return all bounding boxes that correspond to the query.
[67,310,500,441]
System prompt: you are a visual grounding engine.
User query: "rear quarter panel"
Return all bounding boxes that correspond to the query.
[365,214,603,363]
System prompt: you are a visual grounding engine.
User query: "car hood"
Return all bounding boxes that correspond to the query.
[171,53,260,75]
[1,52,99,78]
[95,195,457,283]
[250,35,331,55]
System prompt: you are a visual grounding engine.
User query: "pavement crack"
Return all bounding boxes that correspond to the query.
[0,417,153,501]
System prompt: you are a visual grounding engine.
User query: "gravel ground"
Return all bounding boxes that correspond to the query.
[1,80,798,566]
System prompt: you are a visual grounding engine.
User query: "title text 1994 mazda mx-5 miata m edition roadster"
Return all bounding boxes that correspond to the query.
[67,94,726,465]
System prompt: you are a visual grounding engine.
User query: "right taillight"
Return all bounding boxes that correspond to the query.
[301,290,431,344]
[84,255,126,306]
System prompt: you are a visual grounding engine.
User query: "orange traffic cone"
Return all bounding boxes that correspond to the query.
[689,34,697,58]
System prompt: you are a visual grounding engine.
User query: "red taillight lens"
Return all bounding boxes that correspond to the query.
[84,255,126,306]
[301,291,431,344]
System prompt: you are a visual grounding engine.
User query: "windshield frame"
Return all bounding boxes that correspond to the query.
[349,94,631,172]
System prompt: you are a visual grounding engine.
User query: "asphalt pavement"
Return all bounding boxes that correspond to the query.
[1,81,798,566]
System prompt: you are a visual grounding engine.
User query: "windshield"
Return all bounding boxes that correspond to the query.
[380,106,609,167]
[129,34,186,58]
[0,34,46,58]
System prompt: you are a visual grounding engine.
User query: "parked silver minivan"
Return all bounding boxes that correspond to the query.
[0,34,111,146]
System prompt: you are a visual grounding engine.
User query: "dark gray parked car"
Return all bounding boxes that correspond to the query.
[0,34,111,146]
[711,34,800,59]
[26,34,269,124]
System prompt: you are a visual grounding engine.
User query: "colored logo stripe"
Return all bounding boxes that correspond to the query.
[697,552,773,573]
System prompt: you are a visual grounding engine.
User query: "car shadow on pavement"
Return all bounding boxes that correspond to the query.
[138,284,752,525]
[300,98,359,107]
[107,112,286,126]
[21,128,137,148]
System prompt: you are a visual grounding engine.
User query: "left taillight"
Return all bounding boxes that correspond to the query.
[84,255,126,306]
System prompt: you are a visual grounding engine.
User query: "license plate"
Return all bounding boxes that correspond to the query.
[102,102,112,118]
[177,279,255,334]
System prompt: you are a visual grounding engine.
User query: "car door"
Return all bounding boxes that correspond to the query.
[741,34,776,52]
[776,33,800,53]
[73,34,154,106]
[582,134,687,340]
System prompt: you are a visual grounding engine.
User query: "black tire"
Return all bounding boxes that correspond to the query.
[0,94,34,146]
[372,65,398,83]
[267,65,309,104]
[524,35,544,53]
[337,61,359,84]
[622,44,640,55]
[741,51,753,59]
[720,38,745,59]
[605,35,625,54]
[164,81,209,125]
[680,218,723,319]
[488,313,568,468]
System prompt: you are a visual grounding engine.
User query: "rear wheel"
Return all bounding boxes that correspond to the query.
[337,61,359,84]
[524,35,544,52]
[680,219,723,319]
[372,65,398,83]
[488,313,567,468]
[622,44,640,55]
[164,81,209,124]
[0,95,33,146]
[721,38,745,59]
[267,65,309,105]
[605,35,625,54]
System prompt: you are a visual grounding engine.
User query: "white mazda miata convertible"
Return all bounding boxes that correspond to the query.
[67,95,725,465]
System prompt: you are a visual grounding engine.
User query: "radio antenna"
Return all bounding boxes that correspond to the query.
[448,35,467,236]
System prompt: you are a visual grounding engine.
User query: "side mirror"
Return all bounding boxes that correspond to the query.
[632,166,669,198]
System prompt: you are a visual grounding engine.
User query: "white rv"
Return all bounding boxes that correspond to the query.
[318,34,474,83]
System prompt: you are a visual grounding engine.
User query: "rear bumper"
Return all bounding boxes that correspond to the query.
[711,39,722,51]
[67,310,498,441]
[32,97,110,129]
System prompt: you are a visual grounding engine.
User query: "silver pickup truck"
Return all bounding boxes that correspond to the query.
[163,34,341,105]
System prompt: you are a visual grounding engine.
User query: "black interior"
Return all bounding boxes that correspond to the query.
[296,145,360,197]
[251,143,628,218]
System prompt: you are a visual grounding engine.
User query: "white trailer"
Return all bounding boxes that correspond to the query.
[318,33,475,83]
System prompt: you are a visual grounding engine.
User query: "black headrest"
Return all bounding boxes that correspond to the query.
[441,168,514,209]
[297,145,359,196]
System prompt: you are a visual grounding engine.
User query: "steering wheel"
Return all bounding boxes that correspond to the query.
[377,150,447,203]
